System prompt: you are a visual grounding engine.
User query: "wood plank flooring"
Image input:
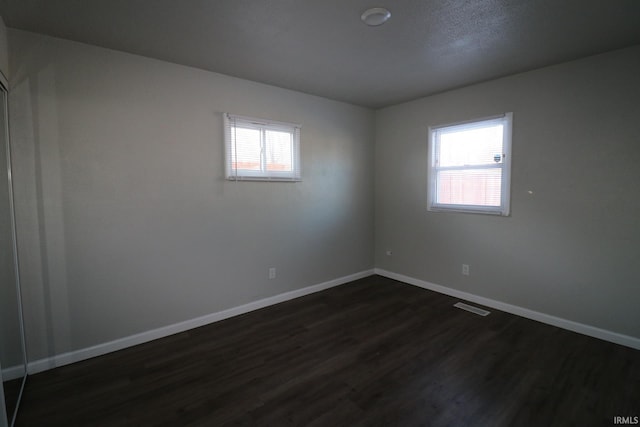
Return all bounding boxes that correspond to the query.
[15,276,640,426]
[3,377,23,423]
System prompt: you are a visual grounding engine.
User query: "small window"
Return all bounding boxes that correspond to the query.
[428,113,513,216]
[224,113,301,181]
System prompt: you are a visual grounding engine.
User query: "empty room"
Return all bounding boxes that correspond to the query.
[0,1,639,426]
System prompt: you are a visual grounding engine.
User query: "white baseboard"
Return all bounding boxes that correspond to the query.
[1,364,26,381]
[28,269,375,374]
[374,268,640,350]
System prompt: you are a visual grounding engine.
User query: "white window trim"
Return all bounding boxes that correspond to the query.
[224,113,301,182]
[427,113,513,216]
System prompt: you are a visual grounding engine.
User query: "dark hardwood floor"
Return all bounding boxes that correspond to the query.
[15,275,640,426]
[3,376,23,423]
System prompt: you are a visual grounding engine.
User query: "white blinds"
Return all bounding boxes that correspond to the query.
[224,113,301,181]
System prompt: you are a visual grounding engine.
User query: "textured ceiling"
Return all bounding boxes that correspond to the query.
[2,0,640,108]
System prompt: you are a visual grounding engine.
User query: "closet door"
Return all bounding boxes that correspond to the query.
[0,77,27,427]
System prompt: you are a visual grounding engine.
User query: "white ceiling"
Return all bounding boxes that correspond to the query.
[2,0,640,108]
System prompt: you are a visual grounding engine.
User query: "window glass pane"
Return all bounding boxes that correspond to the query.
[437,168,502,206]
[231,127,261,171]
[265,130,293,172]
[439,124,503,167]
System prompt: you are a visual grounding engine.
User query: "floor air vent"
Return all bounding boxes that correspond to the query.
[454,302,490,316]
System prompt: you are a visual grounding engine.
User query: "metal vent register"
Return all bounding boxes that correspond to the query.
[454,302,491,316]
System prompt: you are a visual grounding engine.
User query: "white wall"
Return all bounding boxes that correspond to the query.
[8,29,374,362]
[0,18,22,369]
[1,98,21,370]
[0,15,7,79]
[375,46,640,340]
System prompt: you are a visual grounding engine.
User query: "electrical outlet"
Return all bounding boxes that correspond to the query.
[462,264,470,276]
[268,267,276,279]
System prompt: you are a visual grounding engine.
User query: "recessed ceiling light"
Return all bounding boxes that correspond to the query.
[361,7,391,26]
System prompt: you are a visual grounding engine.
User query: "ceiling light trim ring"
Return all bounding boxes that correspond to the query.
[361,7,391,26]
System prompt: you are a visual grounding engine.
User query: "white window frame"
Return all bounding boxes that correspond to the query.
[224,113,301,181]
[428,113,513,216]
